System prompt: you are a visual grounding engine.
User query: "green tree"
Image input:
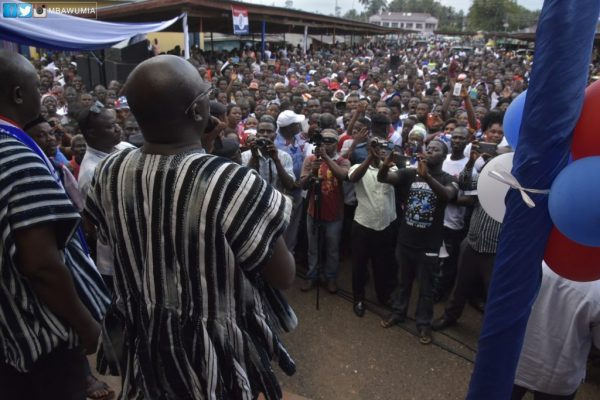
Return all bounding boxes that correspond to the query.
[388,0,406,11]
[359,0,388,17]
[468,0,507,31]
[468,0,540,31]
[343,9,366,22]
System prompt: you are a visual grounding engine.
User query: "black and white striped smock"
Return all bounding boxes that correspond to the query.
[85,148,297,400]
[0,133,109,372]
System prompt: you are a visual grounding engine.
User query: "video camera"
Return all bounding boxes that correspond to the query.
[370,138,393,150]
[309,130,323,146]
[309,131,338,148]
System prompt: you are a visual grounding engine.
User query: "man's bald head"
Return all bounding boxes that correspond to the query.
[0,50,41,126]
[123,55,210,143]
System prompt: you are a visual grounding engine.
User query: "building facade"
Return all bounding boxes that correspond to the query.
[369,12,438,34]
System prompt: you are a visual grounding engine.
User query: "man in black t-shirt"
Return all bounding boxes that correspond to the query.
[377,140,458,345]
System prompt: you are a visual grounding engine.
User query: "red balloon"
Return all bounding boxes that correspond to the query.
[572,80,600,160]
[544,227,600,282]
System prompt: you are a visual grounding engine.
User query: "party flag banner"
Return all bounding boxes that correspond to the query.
[231,6,249,35]
[467,0,600,399]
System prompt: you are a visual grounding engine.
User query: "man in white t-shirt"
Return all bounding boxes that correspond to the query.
[78,103,135,292]
[433,127,470,302]
[513,262,600,399]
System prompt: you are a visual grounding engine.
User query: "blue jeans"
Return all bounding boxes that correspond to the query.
[306,215,343,281]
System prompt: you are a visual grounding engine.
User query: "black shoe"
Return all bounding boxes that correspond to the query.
[431,315,457,331]
[469,299,486,314]
[418,326,432,345]
[353,301,365,317]
[300,280,315,292]
[327,279,338,294]
[380,313,404,328]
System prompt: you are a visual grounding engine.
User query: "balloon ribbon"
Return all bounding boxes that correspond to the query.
[488,169,550,208]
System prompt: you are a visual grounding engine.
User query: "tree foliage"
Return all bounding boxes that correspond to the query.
[342,9,367,22]
[360,0,388,16]
[357,0,539,32]
[468,0,540,31]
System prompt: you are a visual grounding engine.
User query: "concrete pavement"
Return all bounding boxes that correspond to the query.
[90,260,600,400]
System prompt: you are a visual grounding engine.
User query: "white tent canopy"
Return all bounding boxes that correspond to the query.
[0,1,181,50]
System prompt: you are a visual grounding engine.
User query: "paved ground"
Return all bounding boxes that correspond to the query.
[91,259,600,400]
[272,259,600,400]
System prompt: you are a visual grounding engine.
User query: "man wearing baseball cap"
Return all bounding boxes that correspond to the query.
[299,129,349,293]
[115,95,131,126]
[275,110,307,253]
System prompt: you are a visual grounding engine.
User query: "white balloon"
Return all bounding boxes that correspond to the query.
[477,153,514,223]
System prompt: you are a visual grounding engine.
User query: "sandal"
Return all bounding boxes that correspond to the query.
[86,375,116,400]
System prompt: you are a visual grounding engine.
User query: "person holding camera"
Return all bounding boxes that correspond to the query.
[299,129,350,293]
[378,139,458,345]
[241,120,296,193]
[347,138,398,317]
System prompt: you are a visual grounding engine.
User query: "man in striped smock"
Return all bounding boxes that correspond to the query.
[85,55,297,400]
[0,51,109,399]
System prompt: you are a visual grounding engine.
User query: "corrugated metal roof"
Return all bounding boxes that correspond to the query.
[369,12,438,23]
[95,0,405,35]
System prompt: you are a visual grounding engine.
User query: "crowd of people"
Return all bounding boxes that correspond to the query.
[0,34,599,400]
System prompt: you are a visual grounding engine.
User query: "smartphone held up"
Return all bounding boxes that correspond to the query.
[453,82,462,97]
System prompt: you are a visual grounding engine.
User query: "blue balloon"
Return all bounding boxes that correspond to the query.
[548,156,600,247]
[502,90,527,149]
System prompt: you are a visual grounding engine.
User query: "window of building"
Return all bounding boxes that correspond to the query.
[383,22,390,27]
[416,23,423,29]
[400,22,404,28]
[391,22,398,28]
[426,23,435,29]
[405,23,413,28]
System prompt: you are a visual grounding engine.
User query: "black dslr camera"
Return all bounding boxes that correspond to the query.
[255,138,269,148]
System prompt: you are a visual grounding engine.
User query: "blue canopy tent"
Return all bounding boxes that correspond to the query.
[467,1,600,399]
[0,2,181,51]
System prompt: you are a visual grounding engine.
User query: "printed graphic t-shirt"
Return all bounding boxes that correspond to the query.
[396,168,457,251]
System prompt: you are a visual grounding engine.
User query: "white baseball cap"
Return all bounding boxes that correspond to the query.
[277,110,305,128]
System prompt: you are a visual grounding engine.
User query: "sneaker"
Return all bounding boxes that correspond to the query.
[353,301,365,317]
[327,279,338,294]
[300,279,315,292]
